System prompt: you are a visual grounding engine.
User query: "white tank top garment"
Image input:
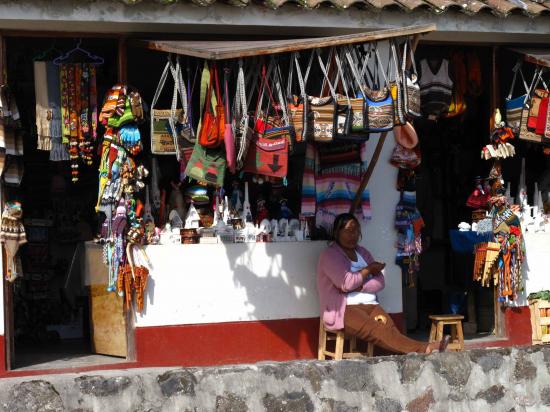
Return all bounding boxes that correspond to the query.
[419,58,453,118]
[346,252,379,305]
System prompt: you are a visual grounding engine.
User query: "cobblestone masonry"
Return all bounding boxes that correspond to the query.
[1,346,550,411]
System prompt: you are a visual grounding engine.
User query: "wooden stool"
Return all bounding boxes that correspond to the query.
[429,314,465,352]
[318,319,373,360]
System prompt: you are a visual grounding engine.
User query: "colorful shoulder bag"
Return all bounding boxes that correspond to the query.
[308,48,338,143]
[401,38,421,119]
[198,64,225,148]
[170,58,196,164]
[150,56,181,155]
[243,62,289,179]
[519,67,543,143]
[364,43,394,133]
[390,40,406,125]
[185,63,226,187]
[505,60,529,134]
[344,44,371,134]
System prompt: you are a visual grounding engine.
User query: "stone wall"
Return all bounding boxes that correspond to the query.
[2,346,550,411]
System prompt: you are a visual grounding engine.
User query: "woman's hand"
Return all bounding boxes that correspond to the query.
[361,262,386,279]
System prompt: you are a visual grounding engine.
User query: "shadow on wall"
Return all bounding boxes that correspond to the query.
[221,241,326,358]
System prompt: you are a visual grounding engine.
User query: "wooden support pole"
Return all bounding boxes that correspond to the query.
[350,131,388,213]
[350,33,422,214]
[118,37,128,84]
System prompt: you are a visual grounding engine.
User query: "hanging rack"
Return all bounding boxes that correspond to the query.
[53,39,104,66]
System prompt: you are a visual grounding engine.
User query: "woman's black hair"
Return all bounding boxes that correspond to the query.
[331,213,361,245]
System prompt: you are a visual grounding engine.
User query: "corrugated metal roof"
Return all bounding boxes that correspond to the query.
[117,0,550,17]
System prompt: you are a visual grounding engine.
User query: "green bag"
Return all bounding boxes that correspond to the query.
[185,143,226,187]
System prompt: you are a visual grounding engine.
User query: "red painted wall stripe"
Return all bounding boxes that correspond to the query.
[135,313,405,368]
[0,306,533,376]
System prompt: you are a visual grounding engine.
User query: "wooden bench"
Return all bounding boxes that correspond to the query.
[318,319,374,360]
[429,314,465,352]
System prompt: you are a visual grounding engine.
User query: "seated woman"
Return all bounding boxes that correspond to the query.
[317,213,448,354]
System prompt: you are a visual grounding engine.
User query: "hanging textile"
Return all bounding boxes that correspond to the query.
[300,141,371,234]
[46,62,68,161]
[96,83,150,311]
[394,190,424,287]
[34,61,53,151]
[0,85,23,185]
[60,63,98,181]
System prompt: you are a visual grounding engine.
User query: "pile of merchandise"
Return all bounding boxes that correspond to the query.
[96,84,150,312]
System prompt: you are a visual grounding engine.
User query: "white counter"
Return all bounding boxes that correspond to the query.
[520,232,550,306]
[83,229,404,329]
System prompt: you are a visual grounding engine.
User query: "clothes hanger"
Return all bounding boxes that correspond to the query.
[53,39,104,66]
[32,40,62,62]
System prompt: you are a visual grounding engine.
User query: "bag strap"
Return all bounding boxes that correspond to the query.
[374,43,389,87]
[199,61,211,120]
[391,40,401,84]
[507,60,530,100]
[524,66,542,105]
[254,59,275,121]
[224,66,231,124]
[317,48,338,99]
[334,50,351,105]
[233,59,247,122]
[169,56,189,121]
[151,56,174,111]
[274,62,290,126]
[214,64,222,106]
[402,38,418,78]
[287,52,307,103]
[262,57,283,123]
[345,45,367,98]
[245,57,261,110]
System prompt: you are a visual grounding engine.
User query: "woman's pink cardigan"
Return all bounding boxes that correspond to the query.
[317,243,385,331]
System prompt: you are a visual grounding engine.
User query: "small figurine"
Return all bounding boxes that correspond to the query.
[256,198,269,224]
[184,204,201,229]
[279,198,293,220]
[230,180,243,212]
[241,181,253,225]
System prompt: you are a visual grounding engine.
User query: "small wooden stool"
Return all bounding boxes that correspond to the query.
[429,314,465,352]
[318,319,374,360]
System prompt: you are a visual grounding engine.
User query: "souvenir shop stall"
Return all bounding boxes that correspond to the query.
[0,25,436,369]
[81,25,436,366]
[406,44,550,345]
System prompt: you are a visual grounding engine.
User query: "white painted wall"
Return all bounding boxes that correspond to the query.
[517,232,550,307]
[85,215,401,328]
[360,132,402,314]
[136,242,326,327]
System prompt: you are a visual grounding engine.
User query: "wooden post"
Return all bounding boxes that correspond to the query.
[0,34,5,84]
[350,33,422,214]
[117,37,128,84]
[0,33,13,371]
[350,131,388,213]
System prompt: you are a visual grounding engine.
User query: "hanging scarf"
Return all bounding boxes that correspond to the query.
[33,61,52,150]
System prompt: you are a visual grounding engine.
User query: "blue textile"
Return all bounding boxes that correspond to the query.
[449,230,494,254]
